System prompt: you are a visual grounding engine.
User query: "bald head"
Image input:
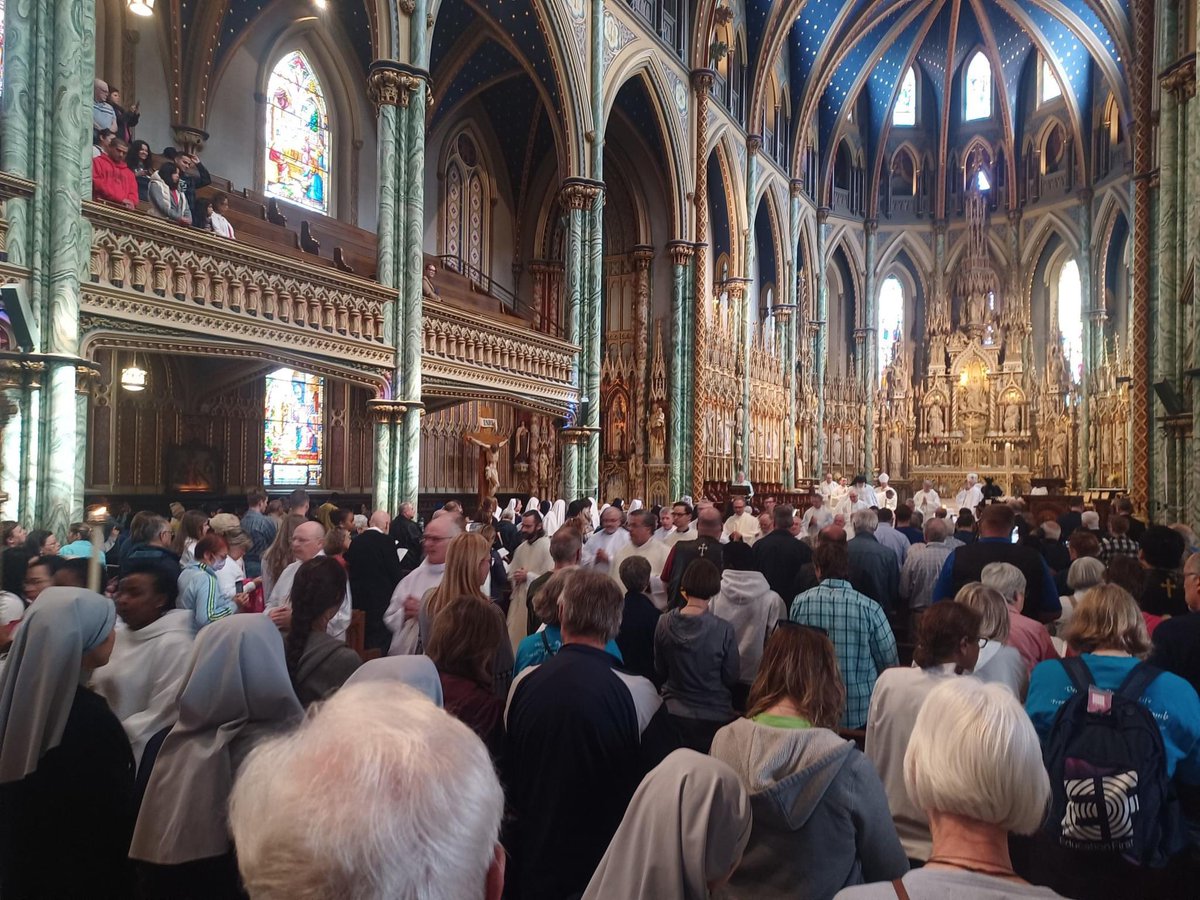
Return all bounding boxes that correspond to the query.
[696,507,723,537]
[422,513,461,565]
[291,521,326,563]
[369,510,391,531]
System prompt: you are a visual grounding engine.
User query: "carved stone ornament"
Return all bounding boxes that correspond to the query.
[559,179,604,211]
[1160,58,1197,101]
[397,0,416,13]
[667,241,695,266]
[366,398,408,424]
[367,65,423,111]
[692,68,716,94]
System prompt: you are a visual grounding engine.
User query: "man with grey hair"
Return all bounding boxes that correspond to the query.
[266,520,352,640]
[980,561,1057,674]
[912,479,942,520]
[801,492,834,535]
[609,509,669,609]
[848,508,900,612]
[345,510,403,653]
[385,513,462,654]
[753,504,814,599]
[1149,552,1200,694]
[504,569,668,900]
[389,500,424,576]
[230,682,505,900]
[900,517,954,620]
[582,505,630,574]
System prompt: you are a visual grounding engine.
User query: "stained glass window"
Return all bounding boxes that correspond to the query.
[894,67,916,126]
[878,276,904,382]
[1058,260,1083,384]
[965,51,992,121]
[265,51,331,215]
[1041,58,1062,103]
[263,367,324,486]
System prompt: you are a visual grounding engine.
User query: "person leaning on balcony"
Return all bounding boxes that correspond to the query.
[92,136,139,210]
[147,162,192,226]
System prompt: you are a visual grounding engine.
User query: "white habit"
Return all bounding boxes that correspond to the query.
[385,559,445,655]
[267,550,353,641]
[723,511,762,545]
[582,527,631,574]
[912,488,942,519]
[506,535,553,650]
[953,484,983,512]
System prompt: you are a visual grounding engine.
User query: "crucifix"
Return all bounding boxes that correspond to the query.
[464,406,509,500]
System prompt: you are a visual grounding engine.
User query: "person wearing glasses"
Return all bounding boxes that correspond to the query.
[865,602,984,865]
[710,622,908,898]
[1149,552,1200,694]
[118,513,181,577]
[384,514,461,655]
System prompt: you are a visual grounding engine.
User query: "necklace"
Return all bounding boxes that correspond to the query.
[925,856,1023,881]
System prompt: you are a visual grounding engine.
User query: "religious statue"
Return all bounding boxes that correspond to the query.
[888,433,903,478]
[610,395,628,456]
[831,431,844,465]
[1046,340,1068,393]
[513,419,531,465]
[1003,402,1020,434]
[927,402,945,438]
[422,264,440,301]
[845,434,858,469]
[966,289,987,327]
[1049,429,1068,476]
[535,440,551,486]
[465,425,509,499]
[890,340,908,391]
[650,405,666,462]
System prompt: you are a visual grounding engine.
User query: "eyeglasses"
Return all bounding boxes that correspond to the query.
[773,619,829,637]
[422,534,449,543]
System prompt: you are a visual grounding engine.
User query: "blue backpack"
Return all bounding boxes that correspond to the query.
[1042,657,1181,867]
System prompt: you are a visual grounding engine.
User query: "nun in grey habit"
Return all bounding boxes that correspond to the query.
[130,614,303,899]
[0,588,133,899]
[581,749,753,900]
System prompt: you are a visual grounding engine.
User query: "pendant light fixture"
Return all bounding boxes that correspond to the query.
[120,354,148,392]
[127,0,155,18]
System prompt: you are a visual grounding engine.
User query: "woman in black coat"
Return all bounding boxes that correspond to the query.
[0,587,134,899]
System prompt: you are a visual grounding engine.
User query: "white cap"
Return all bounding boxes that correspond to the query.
[967,473,979,483]
[878,473,890,483]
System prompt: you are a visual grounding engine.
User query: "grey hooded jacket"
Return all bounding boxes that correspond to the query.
[710,717,908,900]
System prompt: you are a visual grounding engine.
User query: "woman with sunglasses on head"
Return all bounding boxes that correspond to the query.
[865,601,984,866]
[710,622,907,899]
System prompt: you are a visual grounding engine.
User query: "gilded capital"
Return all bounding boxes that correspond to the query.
[667,241,695,266]
[691,68,716,95]
[632,245,655,269]
[559,178,605,211]
[1160,58,1197,100]
[368,62,423,112]
[790,179,805,197]
[746,134,762,155]
[366,398,408,424]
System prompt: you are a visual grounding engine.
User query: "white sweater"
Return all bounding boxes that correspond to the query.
[91,609,195,765]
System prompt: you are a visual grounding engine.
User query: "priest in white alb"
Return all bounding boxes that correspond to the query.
[877,473,899,510]
[581,505,631,574]
[912,479,942,519]
[610,509,670,610]
[384,513,459,655]
[722,496,762,545]
[504,509,554,650]
[954,473,984,513]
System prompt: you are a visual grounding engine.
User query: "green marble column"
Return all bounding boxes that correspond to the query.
[814,208,830,472]
[667,242,693,498]
[862,221,878,476]
[0,0,96,532]
[399,74,428,507]
[584,197,605,497]
[1078,191,1094,489]
[785,182,803,488]
[739,138,759,480]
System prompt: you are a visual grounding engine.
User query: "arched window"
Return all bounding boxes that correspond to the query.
[965,51,992,121]
[1040,58,1062,103]
[264,50,331,215]
[264,367,324,486]
[442,131,490,277]
[1057,259,1083,384]
[878,275,904,381]
[894,67,917,126]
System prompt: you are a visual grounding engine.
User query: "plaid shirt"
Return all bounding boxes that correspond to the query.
[1101,535,1140,563]
[790,578,899,728]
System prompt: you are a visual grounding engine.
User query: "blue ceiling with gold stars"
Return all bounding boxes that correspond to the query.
[212,0,373,76]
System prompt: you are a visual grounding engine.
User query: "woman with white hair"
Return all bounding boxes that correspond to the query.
[953,582,1029,700]
[1056,555,1106,638]
[838,678,1061,898]
[582,749,752,900]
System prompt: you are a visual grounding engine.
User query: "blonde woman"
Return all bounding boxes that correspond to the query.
[419,532,513,696]
[953,582,1028,699]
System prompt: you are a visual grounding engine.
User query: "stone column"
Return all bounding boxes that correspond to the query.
[632,245,655,494]
[1077,189,1095,488]
[0,0,97,531]
[667,241,694,498]
[862,220,878,476]
[367,61,424,512]
[784,180,803,488]
[740,136,760,482]
[1128,0,1155,516]
[559,179,604,499]
[691,69,715,496]
[814,207,830,472]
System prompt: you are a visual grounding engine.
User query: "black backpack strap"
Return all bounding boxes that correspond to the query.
[1116,661,1163,702]
[1060,655,1095,694]
[540,630,554,656]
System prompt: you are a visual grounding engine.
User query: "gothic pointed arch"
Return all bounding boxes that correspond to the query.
[439,124,496,278]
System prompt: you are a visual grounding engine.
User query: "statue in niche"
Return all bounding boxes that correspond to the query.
[465,433,508,499]
[1003,402,1020,434]
[831,431,844,466]
[1050,429,1069,476]
[609,395,628,457]
[536,440,551,486]
[650,405,666,462]
[966,289,988,327]
[890,340,908,392]
[927,402,945,439]
[513,419,531,466]
[845,434,858,470]
[1088,443,1098,483]
[1046,341,1068,393]
[888,433,904,478]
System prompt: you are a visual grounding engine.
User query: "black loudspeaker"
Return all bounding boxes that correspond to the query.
[0,283,38,351]
[1153,380,1186,416]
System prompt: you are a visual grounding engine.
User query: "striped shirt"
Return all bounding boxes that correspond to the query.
[177,562,237,630]
[900,541,954,610]
[1101,535,1140,563]
[790,578,899,728]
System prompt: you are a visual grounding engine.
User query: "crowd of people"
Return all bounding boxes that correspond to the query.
[0,480,1198,899]
[90,77,235,238]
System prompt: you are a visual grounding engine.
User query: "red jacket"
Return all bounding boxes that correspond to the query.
[91,154,138,207]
